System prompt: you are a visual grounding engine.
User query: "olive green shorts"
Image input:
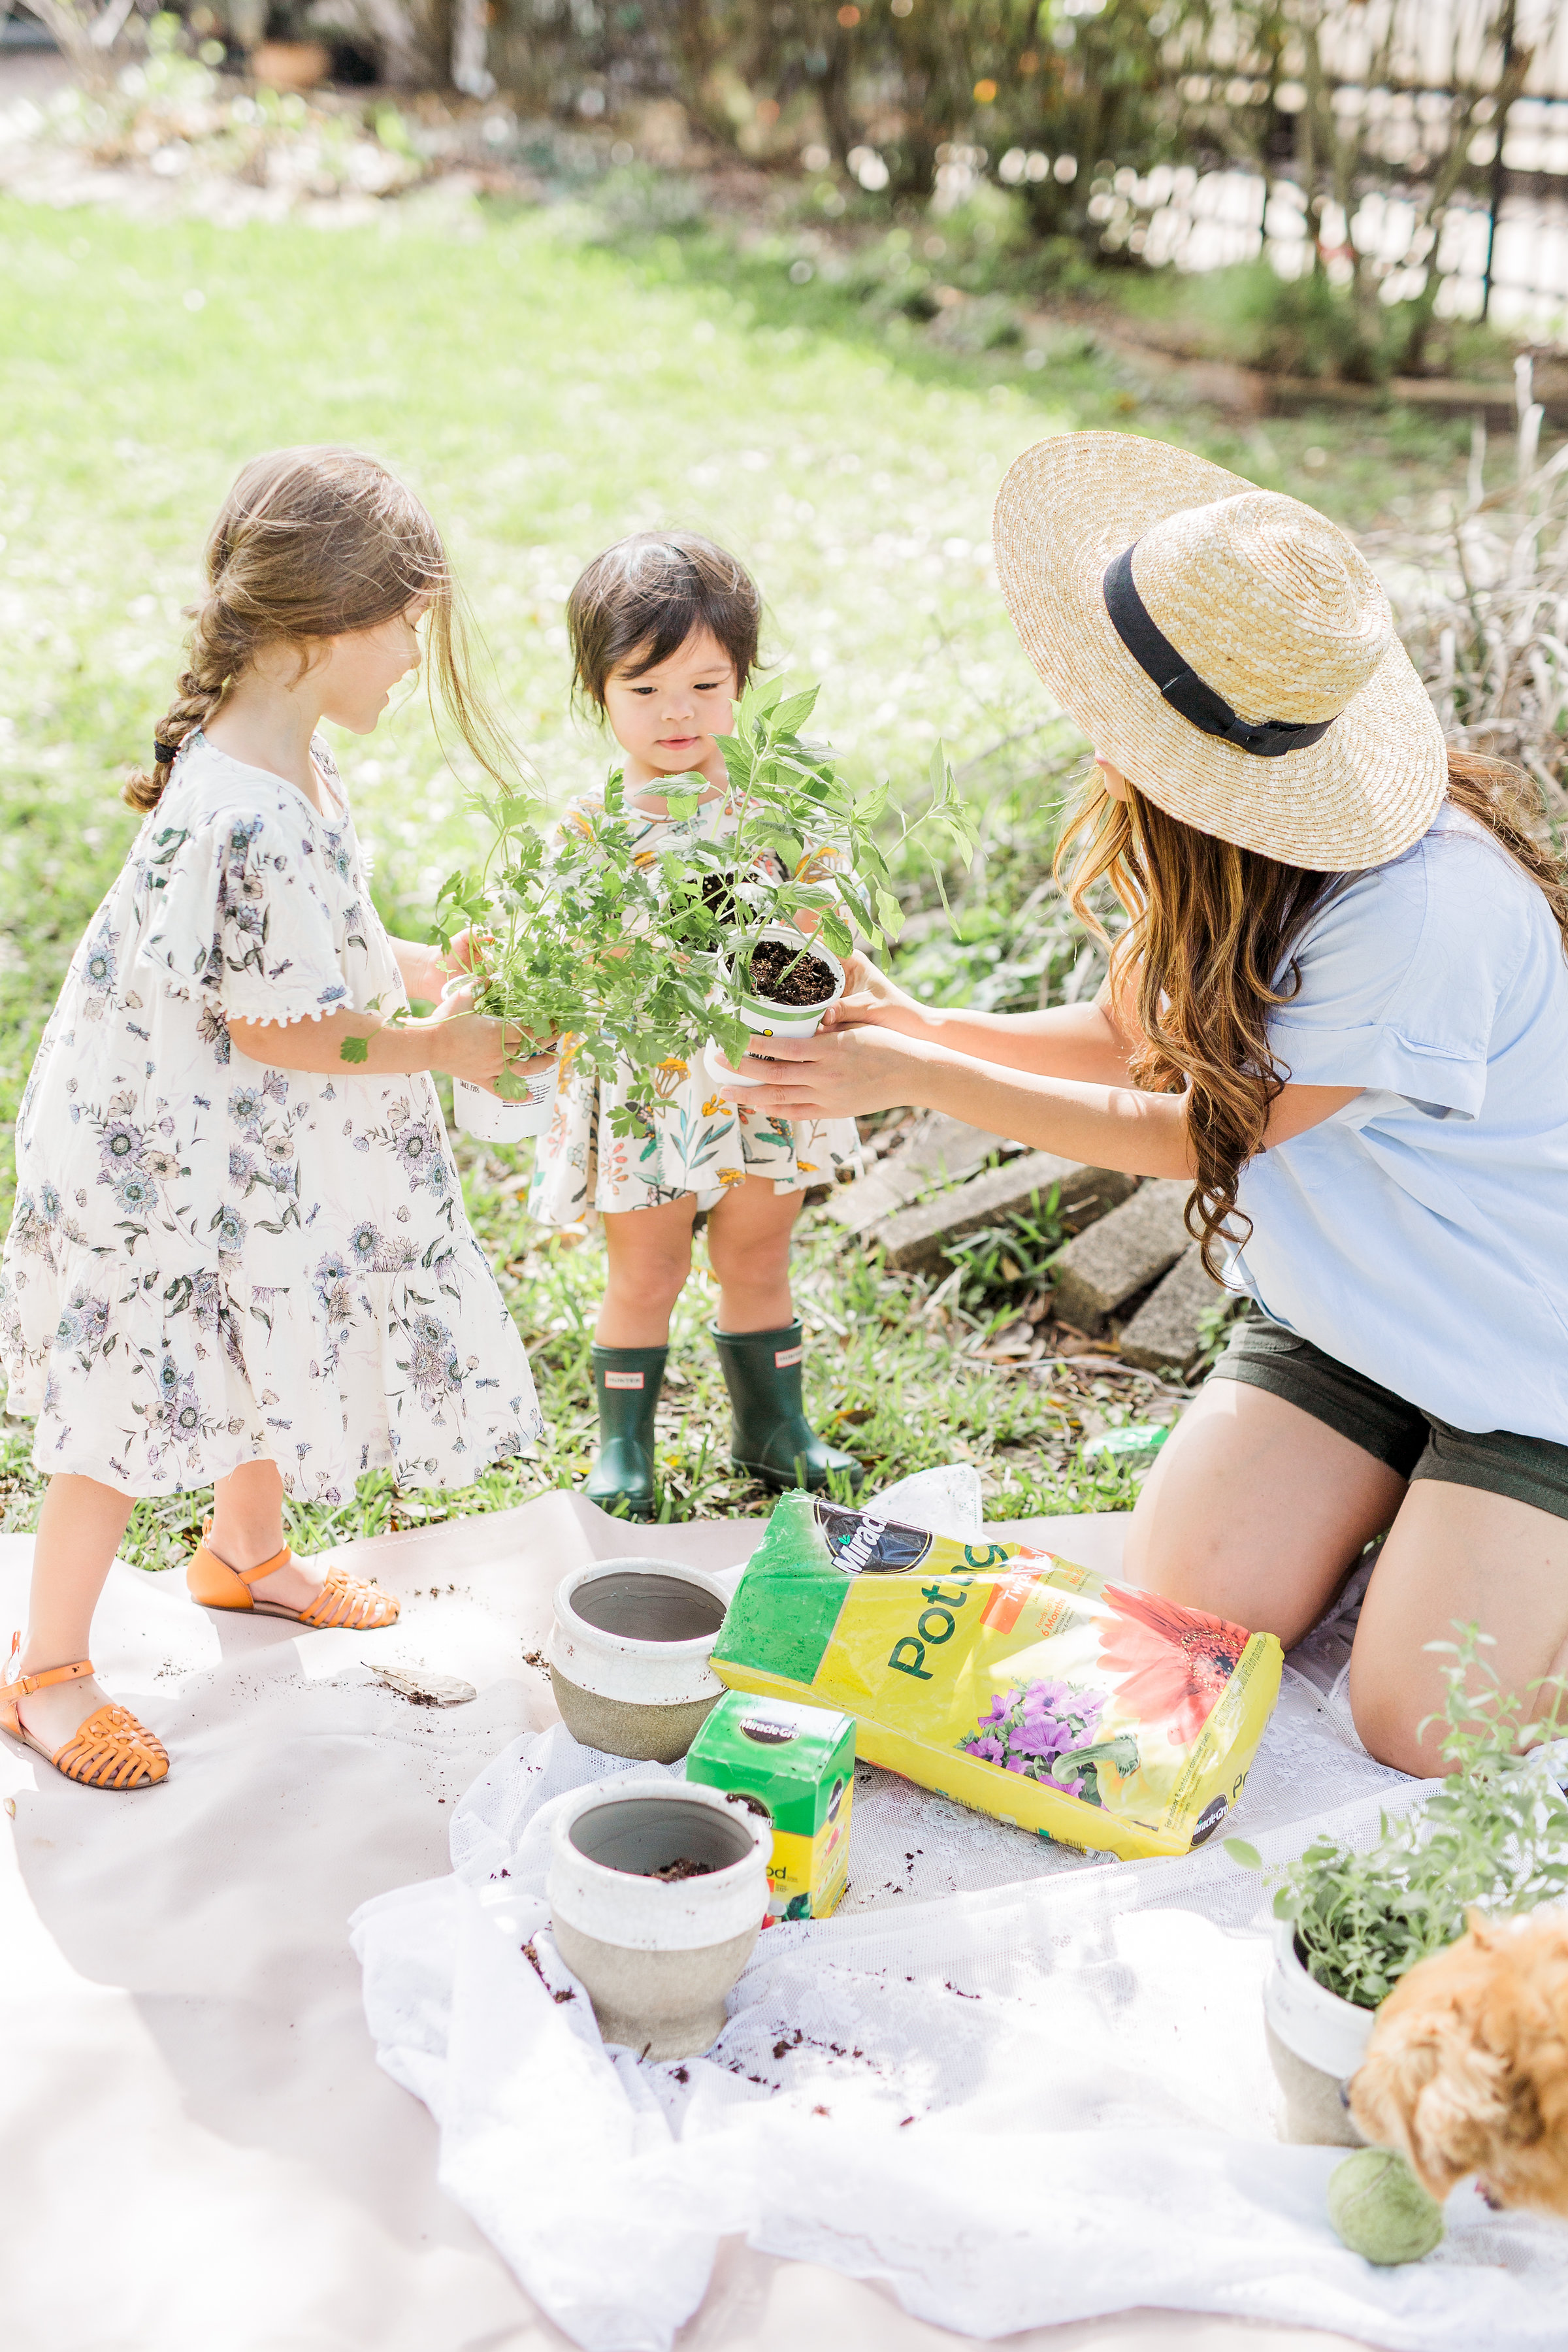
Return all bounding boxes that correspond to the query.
[1209,1311,1568,1523]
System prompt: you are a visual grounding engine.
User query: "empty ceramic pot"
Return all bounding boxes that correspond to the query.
[546,1558,730,1761]
[549,1782,772,2058]
[1262,1920,1374,2146]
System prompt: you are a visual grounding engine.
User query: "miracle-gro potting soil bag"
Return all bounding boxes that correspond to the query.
[710,1493,1283,1861]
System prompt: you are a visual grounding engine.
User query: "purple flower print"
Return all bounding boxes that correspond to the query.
[959,1676,1107,1791]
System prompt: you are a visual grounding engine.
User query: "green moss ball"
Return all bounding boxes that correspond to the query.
[1328,2148,1445,2265]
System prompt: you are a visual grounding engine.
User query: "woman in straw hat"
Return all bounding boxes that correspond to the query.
[719,431,1568,1777]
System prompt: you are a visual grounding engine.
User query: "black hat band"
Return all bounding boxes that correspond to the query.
[1102,542,1337,760]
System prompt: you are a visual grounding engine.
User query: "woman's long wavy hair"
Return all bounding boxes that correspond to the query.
[125,446,517,813]
[1055,748,1568,1281]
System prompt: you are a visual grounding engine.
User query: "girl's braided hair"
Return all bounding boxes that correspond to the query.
[126,445,514,811]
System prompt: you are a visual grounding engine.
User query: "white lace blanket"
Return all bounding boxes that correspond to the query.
[350,1504,1568,2352]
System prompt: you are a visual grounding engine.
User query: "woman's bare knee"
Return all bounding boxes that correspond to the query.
[1122,1377,1403,1644]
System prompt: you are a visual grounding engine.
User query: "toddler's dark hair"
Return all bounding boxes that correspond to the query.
[566,531,761,712]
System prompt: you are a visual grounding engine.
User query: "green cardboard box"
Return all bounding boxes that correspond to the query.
[685,1690,855,1920]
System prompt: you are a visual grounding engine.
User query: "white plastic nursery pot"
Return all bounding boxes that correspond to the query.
[546,1558,730,1763]
[452,1069,558,1144]
[548,1782,772,2059]
[1262,1919,1375,2147]
[706,926,846,1089]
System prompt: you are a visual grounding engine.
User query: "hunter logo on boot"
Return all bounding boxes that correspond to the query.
[774,1346,803,1369]
[603,1370,645,1390]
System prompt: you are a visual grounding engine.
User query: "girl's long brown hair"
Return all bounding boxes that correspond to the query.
[1056,749,1568,1281]
[125,445,515,813]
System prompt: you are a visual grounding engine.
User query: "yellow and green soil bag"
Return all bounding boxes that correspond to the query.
[711,1493,1282,1861]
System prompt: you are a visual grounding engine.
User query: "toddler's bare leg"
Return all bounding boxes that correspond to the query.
[12,1473,135,1748]
[596,1195,698,1348]
[706,1176,802,1332]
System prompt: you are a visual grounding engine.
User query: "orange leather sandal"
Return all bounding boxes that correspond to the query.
[0,1639,169,1790]
[187,1525,400,1629]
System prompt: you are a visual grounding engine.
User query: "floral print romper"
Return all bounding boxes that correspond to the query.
[529,784,863,1226]
[0,735,541,1502]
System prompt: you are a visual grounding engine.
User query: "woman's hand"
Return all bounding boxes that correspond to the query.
[713,1024,943,1122]
[822,954,928,1036]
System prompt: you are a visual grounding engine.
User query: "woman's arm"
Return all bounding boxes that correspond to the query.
[826,957,1139,1087]
[228,996,550,1093]
[721,1024,1360,1180]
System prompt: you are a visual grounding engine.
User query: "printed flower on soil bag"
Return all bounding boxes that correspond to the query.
[960,1677,1107,1788]
[1098,1586,1249,1743]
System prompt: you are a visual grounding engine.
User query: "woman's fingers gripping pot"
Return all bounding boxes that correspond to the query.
[713,1024,934,1120]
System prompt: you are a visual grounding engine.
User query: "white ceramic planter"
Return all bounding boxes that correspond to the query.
[548,1781,772,2057]
[1263,1919,1376,2146]
[546,1558,730,1762]
[452,1069,558,1143]
[705,926,845,1089]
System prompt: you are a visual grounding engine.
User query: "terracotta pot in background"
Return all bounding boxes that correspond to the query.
[250,39,331,91]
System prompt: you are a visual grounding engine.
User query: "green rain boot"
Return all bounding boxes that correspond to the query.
[585,1343,667,1522]
[710,1320,864,1495]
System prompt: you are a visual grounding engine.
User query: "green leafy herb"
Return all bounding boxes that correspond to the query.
[338,1034,370,1066]
[1225,1627,1568,2008]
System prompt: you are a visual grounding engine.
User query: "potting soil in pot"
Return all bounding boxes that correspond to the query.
[710,1492,1282,1861]
[743,938,837,1006]
[685,1691,855,1920]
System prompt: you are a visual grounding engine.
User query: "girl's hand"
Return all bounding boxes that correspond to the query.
[426,996,554,1094]
[821,953,928,1036]
[713,1024,940,1121]
[443,927,485,978]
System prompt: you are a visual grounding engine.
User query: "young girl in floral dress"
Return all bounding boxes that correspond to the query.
[0,447,546,1789]
[529,531,862,1518]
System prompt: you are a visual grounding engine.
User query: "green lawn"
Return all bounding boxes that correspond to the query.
[0,194,1476,1560]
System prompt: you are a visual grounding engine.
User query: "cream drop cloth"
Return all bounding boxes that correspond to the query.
[0,1493,1552,2352]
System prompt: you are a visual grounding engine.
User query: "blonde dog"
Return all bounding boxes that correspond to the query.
[1349,1910,1568,2215]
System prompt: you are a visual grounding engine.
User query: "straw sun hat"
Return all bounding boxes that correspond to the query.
[993,431,1446,872]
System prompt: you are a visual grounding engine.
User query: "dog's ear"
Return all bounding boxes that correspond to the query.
[1350,2010,1512,2203]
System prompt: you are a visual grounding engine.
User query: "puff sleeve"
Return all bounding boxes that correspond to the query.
[135,809,352,1026]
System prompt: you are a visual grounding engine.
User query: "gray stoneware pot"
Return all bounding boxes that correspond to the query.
[1262,1920,1374,2146]
[546,1558,730,1762]
[548,1782,772,2059]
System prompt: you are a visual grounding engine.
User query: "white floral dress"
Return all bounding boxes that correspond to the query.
[528,785,862,1225]
[0,734,541,1502]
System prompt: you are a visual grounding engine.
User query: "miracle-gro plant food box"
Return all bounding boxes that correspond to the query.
[710,1492,1282,1862]
[685,1690,855,1920]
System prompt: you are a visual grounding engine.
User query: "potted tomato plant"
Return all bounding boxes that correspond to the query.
[426,676,977,1137]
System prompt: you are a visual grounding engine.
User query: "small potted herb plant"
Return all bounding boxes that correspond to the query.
[426,676,977,1140]
[1227,1630,1568,2144]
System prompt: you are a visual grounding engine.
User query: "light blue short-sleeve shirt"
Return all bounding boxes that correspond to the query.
[1229,801,1568,1444]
